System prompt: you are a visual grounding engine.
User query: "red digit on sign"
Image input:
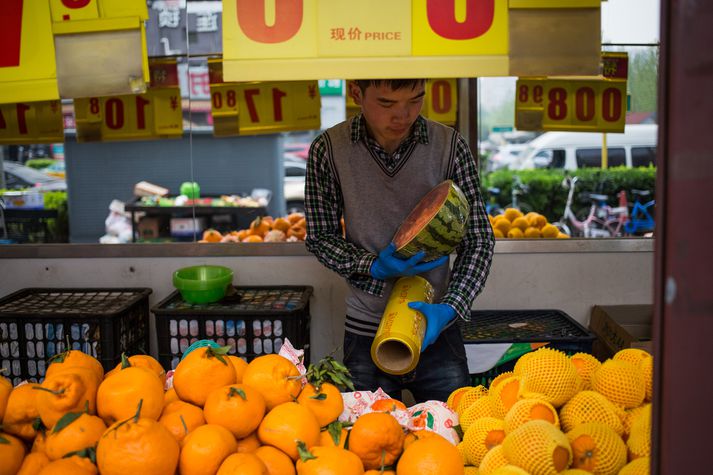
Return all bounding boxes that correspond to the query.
[16,103,30,135]
[602,87,623,122]
[61,0,92,8]
[244,88,260,122]
[89,98,100,114]
[431,80,451,114]
[227,90,236,108]
[0,0,23,68]
[236,0,303,43]
[426,0,495,40]
[547,88,568,121]
[212,91,223,109]
[533,85,543,104]
[136,96,150,130]
[105,98,124,130]
[272,88,286,121]
[518,85,528,103]
[575,87,595,122]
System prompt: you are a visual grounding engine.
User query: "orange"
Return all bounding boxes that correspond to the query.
[228,355,249,383]
[236,432,262,453]
[96,415,179,475]
[3,383,41,440]
[249,217,271,237]
[97,365,164,425]
[254,445,296,475]
[217,453,269,475]
[17,451,50,475]
[369,398,407,413]
[204,384,266,439]
[44,413,107,460]
[296,445,364,475]
[203,229,224,242]
[318,426,348,448]
[243,235,264,243]
[0,431,26,475]
[45,349,104,383]
[31,429,48,454]
[37,455,98,475]
[403,429,444,450]
[287,213,304,225]
[179,424,238,475]
[163,387,180,405]
[243,354,302,410]
[35,367,99,429]
[0,372,11,421]
[173,346,237,407]
[106,354,166,385]
[272,218,291,234]
[296,382,343,428]
[396,436,465,475]
[258,401,321,461]
[365,471,395,475]
[158,400,206,444]
[348,412,405,470]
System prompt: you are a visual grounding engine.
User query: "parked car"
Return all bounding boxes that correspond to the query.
[516,124,657,170]
[284,157,306,214]
[489,143,528,171]
[2,161,67,191]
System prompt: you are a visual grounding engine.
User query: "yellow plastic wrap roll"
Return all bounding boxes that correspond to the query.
[371,276,433,375]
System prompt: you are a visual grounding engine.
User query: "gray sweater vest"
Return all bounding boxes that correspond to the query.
[324,118,459,335]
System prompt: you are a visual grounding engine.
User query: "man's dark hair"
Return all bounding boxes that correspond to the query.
[353,79,425,92]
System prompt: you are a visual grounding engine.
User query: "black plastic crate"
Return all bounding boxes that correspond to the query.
[152,286,312,371]
[0,288,152,385]
[459,309,596,387]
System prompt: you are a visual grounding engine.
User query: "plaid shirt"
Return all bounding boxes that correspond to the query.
[305,114,494,321]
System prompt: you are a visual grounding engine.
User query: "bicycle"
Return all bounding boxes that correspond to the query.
[624,190,655,235]
[485,187,504,216]
[552,176,629,238]
[485,175,533,216]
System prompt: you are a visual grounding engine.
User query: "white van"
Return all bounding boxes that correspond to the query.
[516,124,658,170]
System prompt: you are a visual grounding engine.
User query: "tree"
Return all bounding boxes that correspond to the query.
[628,48,659,113]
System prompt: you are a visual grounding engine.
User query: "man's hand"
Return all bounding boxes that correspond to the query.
[408,302,456,351]
[370,243,448,281]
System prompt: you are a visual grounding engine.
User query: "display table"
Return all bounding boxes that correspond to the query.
[125,198,266,242]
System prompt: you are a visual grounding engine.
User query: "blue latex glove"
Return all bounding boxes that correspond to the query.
[370,243,448,281]
[408,302,456,351]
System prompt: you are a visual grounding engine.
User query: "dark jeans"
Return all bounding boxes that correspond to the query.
[343,322,470,403]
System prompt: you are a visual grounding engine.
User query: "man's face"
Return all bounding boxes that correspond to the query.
[350,81,426,148]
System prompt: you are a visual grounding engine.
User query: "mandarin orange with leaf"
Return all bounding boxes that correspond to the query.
[204,384,266,439]
[97,365,164,425]
[179,424,239,475]
[243,354,302,411]
[296,382,343,428]
[348,412,405,470]
[45,349,104,383]
[106,354,166,385]
[35,367,99,429]
[17,451,50,475]
[96,403,179,475]
[217,453,269,475]
[396,436,465,475]
[0,371,11,421]
[0,431,26,475]
[173,346,237,407]
[228,355,249,383]
[258,401,320,461]
[45,412,107,460]
[3,382,41,440]
[158,400,206,444]
[296,444,364,475]
[236,432,262,453]
[255,445,296,475]
[37,455,98,475]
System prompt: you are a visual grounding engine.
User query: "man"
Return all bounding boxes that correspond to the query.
[305,79,494,402]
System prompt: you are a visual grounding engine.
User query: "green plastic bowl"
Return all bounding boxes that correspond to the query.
[173,265,233,304]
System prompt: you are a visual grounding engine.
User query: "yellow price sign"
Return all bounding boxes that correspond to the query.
[74,88,182,142]
[236,81,321,135]
[516,78,627,133]
[0,100,64,145]
[421,79,457,126]
[210,84,241,137]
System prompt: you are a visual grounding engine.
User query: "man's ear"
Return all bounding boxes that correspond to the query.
[348,81,362,106]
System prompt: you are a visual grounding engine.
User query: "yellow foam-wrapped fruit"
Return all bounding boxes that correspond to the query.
[460,396,497,433]
[591,360,645,409]
[490,376,522,419]
[518,348,582,408]
[560,390,626,436]
[560,470,597,475]
[489,372,514,392]
[447,386,474,411]
[504,398,560,434]
[619,456,650,475]
[623,405,648,439]
[627,404,651,460]
[502,420,572,475]
[461,417,506,466]
[494,219,511,236]
[569,353,601,390]
[504,208,524,222]
[566,422,627,475]
[491,466,530,475]
[456,386,490,417]
[524,227,542,238]
[613,349,651,367]
[507,228,524,239]
[478,445,509,475]
[639,356,653,402]
[511,217,529,232]
[464,466,480,475]
[541,224,559,238]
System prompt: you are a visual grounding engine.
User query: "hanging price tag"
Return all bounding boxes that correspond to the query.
[74,88,182,142]
[0,100,64,145]
[540,80,626,133]
[236,81,321,135]
[208,59,240,137]
[421,79,457,126]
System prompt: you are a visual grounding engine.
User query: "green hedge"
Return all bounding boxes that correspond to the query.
[481,167,657,222]
[25,159,56,170]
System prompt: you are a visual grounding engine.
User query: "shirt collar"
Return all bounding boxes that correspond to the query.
[349,114,429,146]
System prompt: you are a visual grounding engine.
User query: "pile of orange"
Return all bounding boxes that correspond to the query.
[488,208,570,239]
[199,213,308,244]
[450,347,654,474]
[0,347,466,475]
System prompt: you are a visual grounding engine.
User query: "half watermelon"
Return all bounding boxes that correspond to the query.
[392,180,470,262]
